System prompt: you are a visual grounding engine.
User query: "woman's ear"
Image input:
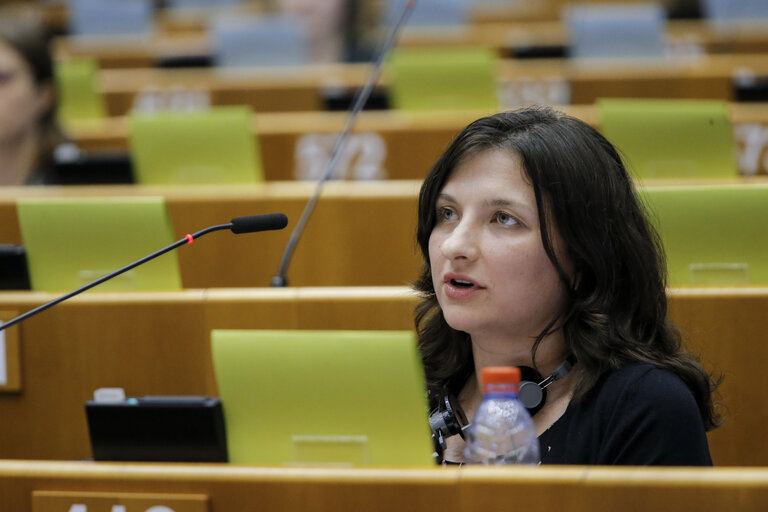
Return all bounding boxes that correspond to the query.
[33,80,55,121]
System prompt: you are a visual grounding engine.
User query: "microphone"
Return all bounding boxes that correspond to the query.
[231,213,288,234]
[270,0,417,287]
[0,213,288,332]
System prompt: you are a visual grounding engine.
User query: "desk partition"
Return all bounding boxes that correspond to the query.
[0,286,765,466]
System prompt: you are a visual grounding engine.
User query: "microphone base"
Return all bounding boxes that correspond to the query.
[270,275,288,287]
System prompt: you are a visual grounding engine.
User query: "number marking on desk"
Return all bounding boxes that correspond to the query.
[0,310,21,392]
[294,132,388,180]
[32,491,208,512]
[499,78,571,107]
[734,122,768,175]
[132,86,211,112]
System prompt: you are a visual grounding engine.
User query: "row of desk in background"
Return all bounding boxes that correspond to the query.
[0,285,765,468]
[0,181,422,288]
[62,53,768,114]
[65,102,768,180]
[37,0,719,32]
[3,178,768,289]
[48,6,768,65]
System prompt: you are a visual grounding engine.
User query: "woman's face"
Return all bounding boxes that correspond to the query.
[428,149,570,343]
[277,0,344,44]
[0,39,47,144]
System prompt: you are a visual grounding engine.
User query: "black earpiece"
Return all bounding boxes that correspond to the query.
[429,393,468,457]
[517,357,575,416]
[517,365,548,416]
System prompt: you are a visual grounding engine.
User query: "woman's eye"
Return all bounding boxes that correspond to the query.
[437,207,457,222]
[494,211,518,226]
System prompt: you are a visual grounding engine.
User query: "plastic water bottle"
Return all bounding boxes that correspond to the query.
[464,366,540,464]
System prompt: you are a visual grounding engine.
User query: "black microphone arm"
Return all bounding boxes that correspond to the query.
[0,213,288,332]
[270,0,417,287]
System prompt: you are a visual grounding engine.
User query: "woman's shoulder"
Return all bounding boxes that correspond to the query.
[587,362,707,446]
[565,362,712,465]
[595,363,697,410]
[602,362,691,391]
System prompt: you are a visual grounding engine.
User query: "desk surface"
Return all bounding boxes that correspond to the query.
[2,460,768,512]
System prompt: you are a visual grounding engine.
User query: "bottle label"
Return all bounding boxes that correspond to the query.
[483,383,519,394]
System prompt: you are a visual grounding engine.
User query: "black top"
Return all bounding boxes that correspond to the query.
[538,363,712,465]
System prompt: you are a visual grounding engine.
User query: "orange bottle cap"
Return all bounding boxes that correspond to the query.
[482,366,520,384]
[481,366,521,393]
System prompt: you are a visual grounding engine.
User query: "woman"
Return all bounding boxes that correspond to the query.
[273,0,382,63]
[415,107,720,465]
[0,5,61,185]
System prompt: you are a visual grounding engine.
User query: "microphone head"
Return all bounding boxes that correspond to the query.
[230,213,288,234]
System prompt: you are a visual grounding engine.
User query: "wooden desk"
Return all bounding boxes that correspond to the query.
[53,18,768,70]
[398,19,768,56]
[65,103,768,178]
[0,286,765,467]
[0,181,423,288]
[2,461,768,512]
[83,53,768,116]
[4,178,768,290]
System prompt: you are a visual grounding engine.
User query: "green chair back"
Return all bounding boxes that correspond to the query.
[640,184,768,286]
[129,106,263,184]
[598,99,737,179]
[55,58,107,124]
[211,329,434,467]
[17,196,181,291]
[387,47,499,111]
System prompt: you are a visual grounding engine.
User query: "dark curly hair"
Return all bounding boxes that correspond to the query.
[414,107,720,431]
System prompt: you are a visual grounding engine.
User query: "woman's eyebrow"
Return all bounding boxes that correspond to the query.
[484,198,515,207]
[436,192,456,203]
[483,198,534,211]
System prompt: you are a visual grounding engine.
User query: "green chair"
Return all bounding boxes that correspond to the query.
[640,184,768,286]
[211,329,434,467]
[55,58,107,124]
[17,196,182,292]
[129,106,263,184]
[598,99,737,179]
[387,47,500,111]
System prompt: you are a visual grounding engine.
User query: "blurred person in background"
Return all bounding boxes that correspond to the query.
[273,0,383,63]
[0,4,63,185]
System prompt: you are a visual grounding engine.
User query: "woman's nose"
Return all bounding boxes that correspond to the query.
[440,221,479,261]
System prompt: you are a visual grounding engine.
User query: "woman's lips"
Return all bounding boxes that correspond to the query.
[443,274,483,299]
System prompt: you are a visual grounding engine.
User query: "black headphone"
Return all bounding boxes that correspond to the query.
[429,357,576,457]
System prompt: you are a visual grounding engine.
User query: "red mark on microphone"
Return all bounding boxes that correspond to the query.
[185,234,194,244]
